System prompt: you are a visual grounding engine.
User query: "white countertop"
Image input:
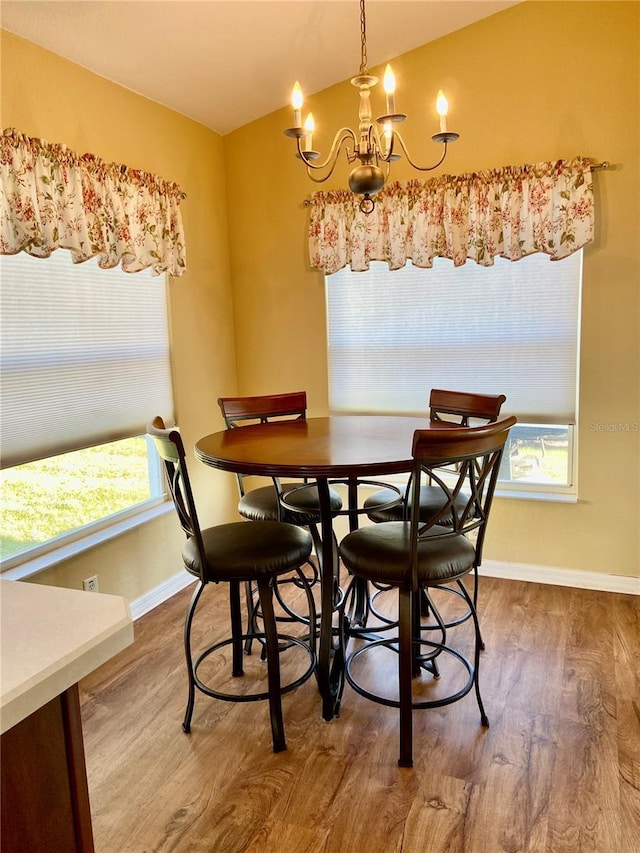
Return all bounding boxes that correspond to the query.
[0,580,133,734]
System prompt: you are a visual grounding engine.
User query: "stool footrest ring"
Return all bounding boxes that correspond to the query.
[345,636,474,710]
[193,633,316,703]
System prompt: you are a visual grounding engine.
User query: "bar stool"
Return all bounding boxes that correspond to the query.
[363,390,506,636]
[217,392,342,649]
[147,416,317,754]
[339,416,516,767]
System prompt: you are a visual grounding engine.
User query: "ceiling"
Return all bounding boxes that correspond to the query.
[1,1,521,135]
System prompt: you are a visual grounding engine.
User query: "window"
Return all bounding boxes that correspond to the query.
[0,250,174,567]
[325,252,582,493]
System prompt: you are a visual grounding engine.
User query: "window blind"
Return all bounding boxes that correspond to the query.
[325,252,582,424]
[0,250,175,469]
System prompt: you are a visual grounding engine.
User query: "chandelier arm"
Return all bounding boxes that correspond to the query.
[296,128,358,175]
[364,123,396,165]
[305,163,342,184]
[392,130,449,172]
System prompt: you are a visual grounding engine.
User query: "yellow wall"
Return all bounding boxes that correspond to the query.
[1,0,638,598]
[224,1,639,579]
[1,30,240,598]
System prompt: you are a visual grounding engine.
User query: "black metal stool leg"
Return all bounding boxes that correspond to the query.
[420,588,431,618]
[458,579,489,727]
[243,580,256,655]
[257,578,286,753]
[411,592,422,678]
[182,580,205,733]
[230,581,245,677]
[398,588,414,768]
[472,567,486,650]
[418,591,442,679]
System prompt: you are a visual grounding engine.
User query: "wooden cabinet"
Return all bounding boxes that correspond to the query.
[2,685,94,851]
[0,581,133,852]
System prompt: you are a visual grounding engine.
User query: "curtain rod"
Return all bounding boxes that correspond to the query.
[302,160,611,205]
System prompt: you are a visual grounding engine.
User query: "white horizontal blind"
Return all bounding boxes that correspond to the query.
[1,250,174,469]
[326,252,582,423]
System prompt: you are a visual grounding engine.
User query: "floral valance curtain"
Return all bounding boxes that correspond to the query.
[0,128,186,276]
[308,156,594,274]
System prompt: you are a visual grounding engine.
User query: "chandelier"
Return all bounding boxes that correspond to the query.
[284,0,459,213]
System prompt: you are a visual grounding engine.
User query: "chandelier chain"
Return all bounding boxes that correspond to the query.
[359,0,368,75]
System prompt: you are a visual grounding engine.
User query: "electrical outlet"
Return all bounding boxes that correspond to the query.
[83,575,99,593]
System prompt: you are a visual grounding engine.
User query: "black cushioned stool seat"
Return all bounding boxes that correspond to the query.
[239,482,343,525]
[183,521,314,579]
[340,522,475,586]
[363,484,465,525]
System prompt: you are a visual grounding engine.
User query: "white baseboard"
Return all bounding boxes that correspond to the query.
[480,560,639,595]
[129,571,196,621]
[129,561,638,621]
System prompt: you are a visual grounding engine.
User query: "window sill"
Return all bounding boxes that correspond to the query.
[1,501,173,581]
[493,486,577,503]
[357,474,577,504]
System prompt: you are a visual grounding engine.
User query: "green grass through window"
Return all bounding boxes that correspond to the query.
[1,437,153,560]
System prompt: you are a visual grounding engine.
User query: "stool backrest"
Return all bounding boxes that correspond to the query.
[147,416,207,582]
[409,416,517,587]
[217,392,308,497]
[218,392,307,428]
[429,389,506,425]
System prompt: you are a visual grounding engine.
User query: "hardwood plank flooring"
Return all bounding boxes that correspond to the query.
[79,576,640,852]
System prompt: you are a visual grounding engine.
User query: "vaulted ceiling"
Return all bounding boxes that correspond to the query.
[1,1,520,134]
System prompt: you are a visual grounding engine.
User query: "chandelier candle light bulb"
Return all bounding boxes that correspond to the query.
[383,65,396,115]
[303,113,315,151]
[292,81,303,128]
[436,90,448,133]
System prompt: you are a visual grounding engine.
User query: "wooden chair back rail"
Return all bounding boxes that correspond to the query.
[412,416,516,460]
[429,389,507,425]
[217,392,308,427]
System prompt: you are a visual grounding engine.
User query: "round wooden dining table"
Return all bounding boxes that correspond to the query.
[195,414,458,720]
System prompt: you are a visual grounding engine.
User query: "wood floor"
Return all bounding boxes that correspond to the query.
[79,574,640,852]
